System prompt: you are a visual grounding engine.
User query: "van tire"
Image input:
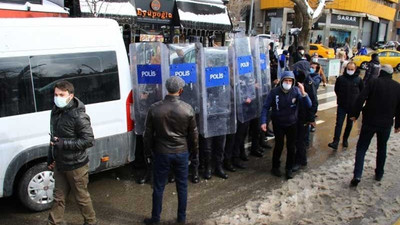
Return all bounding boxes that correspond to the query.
[18,163,54,211]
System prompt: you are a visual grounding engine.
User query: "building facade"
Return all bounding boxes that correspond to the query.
[258,0,398,48]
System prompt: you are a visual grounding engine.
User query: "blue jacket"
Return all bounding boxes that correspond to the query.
[261,72,312,127]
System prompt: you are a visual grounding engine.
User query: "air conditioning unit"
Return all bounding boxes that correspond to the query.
[257,23,263,28]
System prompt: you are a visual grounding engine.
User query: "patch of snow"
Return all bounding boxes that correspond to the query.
[207,133,400,225]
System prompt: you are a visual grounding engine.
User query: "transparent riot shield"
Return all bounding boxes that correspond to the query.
[167,43,201,113]
[233,37,257,123]
[199,47,236,138]
[130,42,169,135]
[251,36,272,115]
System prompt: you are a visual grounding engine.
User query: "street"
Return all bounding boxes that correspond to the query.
[1,76,400,225]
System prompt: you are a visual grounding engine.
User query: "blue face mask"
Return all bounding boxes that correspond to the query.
[54,96,71,108]
[310,68,315,74]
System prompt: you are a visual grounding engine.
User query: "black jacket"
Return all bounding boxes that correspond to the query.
[143,95,199,156]
[292,61,318,123]
[335,69,364,112]
[48,97,94,171]
[351,72,400,129]
[363,59,380,84]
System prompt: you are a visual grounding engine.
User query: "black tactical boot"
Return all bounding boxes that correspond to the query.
[223,160,236,172]
[203,154,212,180]
[191,167,200,183]
[214,164,228,179]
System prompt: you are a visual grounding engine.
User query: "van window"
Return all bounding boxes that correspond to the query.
[0,57,35,117]
[31,51,120,111]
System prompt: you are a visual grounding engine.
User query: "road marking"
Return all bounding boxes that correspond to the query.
[318,101,337,111]
[317,92,336,100]
[316,120,325,125]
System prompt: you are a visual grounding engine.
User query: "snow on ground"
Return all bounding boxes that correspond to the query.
[206,133,400,225]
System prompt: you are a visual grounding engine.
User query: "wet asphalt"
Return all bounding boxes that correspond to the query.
[1,73,399,225]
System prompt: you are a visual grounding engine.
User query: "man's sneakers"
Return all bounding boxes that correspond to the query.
[350,177,361,187]
[375,174,383,181]
[271,168,282,177]
[343,140,349,148]
[328,141,338,150]
[144,218,160,225]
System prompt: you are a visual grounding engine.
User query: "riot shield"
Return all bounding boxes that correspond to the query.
[167,43,201,113]
[199,47,236,138]
[233,37,257,123]
[251,36,272,115]
[130,42,169,135]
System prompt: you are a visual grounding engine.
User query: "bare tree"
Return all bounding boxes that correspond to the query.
[226,0,250,27]
[291,0,328,51]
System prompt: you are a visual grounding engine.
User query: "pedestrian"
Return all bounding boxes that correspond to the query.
[349,65,400,186]
[47,80,97,225]
[143,76,199,224]
[363,53,381,85]
[328,62,364,150]
[260,71,311,179]
[291,61,318,171]
[293,46,306,64]
[357,40,362,53]
[311,53,327,87]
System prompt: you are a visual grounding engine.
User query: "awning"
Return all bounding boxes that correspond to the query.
[176,0,232,31]
[79,0,136,17]
[366,14,380,23]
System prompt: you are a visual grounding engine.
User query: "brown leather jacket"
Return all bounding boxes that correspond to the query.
[143,95,199,156]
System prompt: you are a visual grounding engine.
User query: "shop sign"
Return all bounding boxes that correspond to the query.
[137,9,172,19]
[136,0,172,20]
[331,14,359,26]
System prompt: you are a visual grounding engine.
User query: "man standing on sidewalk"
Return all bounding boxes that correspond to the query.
[143,76,199,224]
[47,80,97,225]
[349,65,400,187]
[328,62,364,150]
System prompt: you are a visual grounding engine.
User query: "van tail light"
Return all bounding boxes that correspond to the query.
[126,90,134,132]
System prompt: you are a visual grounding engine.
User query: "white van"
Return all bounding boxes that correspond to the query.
[0,18,135,211]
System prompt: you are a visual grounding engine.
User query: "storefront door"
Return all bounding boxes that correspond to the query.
[362,21,372,47]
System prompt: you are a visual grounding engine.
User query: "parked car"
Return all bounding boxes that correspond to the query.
[309,44,335,58]
[352,49,400,70]
[372,41,399,50]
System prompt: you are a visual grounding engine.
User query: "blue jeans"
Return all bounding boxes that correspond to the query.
[353,124,391,179]
[152,152,189,222]
[333,106,353,143]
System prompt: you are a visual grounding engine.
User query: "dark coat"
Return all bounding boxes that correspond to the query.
[143,95,199,156]
[335,69,364,112]
[363,58,381,84]
[351,72,400,129]
[261,72,312,127]
[48,97,94,171]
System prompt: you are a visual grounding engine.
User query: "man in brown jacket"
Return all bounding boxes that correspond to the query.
[143,76,199,224]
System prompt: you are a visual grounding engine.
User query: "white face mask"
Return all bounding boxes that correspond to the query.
[282,82,292,91]
[54,96,71,108]
[312,58,318,63]
[300,50,305,55]
[347,69,355,75]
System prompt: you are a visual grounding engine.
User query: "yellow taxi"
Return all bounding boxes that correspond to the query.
[309,44,335,58]
[352,49,400,71]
